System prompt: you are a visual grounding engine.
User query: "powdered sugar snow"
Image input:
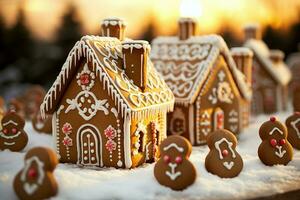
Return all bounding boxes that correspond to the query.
[1,111,300,200]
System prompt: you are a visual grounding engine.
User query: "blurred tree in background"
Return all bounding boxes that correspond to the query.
[0,5,299,100]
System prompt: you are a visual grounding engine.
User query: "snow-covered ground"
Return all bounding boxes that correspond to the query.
[1,111,300,200]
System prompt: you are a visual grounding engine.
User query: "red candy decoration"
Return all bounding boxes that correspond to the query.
[28,168,37,178]
[295,111,300,115]
[12,128,17,134]
[163,155,171,164]
[279,139,286,146]
[270,116,277,122]
[80,74,90,85]
[3,128,8,134]
[175,156,183,164]
[270,138,277,147]
[222,149,229,157]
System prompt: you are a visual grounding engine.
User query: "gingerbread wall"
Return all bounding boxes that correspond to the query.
[54,59,127,168]
[195,55,243,145]
[130,112,167,167]
[251,57,279,114]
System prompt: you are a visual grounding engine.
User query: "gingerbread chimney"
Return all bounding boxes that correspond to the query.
[243,24,261,41]
[231,47,253,86]
[269,50,284,64]
[178,17,197,40]
[122,40,151,92]
[101,18,126,41]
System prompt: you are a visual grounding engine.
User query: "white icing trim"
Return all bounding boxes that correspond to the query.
[163,143,184,152]
[20,156,45,195]
[291,118,300,139]
[124,112,132,168]
[165,163,182,181]
[52,112,57,154]
[4,142,15,145]
[188,104,195,145]
[76,124,102,167]
[269,127,284,135]
[3,120,18,126]
[214,138,236,160]
[0,131,21,139]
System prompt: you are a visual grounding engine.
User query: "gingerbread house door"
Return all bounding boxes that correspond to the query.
[213,107,224,130]
[77,124,102,167]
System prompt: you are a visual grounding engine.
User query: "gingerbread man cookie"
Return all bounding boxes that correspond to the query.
[13,147,58,200]
[258,116,293,166]
[205,129,243,178]
[154,135,196,191]
[0,110,28,151]
[285,112,300,149]
[32,112,52,134]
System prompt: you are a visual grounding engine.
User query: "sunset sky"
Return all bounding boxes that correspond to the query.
[0,0,300,40]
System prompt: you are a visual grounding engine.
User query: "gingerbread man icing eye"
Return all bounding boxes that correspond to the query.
[12,128,17,134]
[175,156,182,164]
[163,155,171,164]
[270,138,277,147]
[3,128,8,134]
[279,139,286,146]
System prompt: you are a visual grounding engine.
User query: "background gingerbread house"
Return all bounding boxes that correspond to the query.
[151,18,252,145]
[287,44,300,95]
[40,18,174,169]
[243,24,292,114]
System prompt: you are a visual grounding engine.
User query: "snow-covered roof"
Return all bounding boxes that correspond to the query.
[41,36,174,120]
[150,35,252,105]
[244,39,291,85]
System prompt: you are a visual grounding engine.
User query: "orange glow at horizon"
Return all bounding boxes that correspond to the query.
[0,0,299,41]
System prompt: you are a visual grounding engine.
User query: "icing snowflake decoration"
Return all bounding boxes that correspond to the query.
[63,136,73,146]
[76,64,95,91]
[62,123,72,135]
[104,125,117,140]
[105,140,117,153]
[104,125,117,153]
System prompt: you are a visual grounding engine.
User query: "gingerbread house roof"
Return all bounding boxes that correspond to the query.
[40,36,174,120]
[150,35,252,105]
[244,39,291,85]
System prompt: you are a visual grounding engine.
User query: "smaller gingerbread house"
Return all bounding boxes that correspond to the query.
[40,18,174,169]
[243,24,291,114]
[151,18,252,145]
[287,44,300,94]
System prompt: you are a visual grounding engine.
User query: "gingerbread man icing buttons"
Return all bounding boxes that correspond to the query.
[205,129,243,178]
[13,147,58,200]
[154,135,196,191]
[258,116,293,166]
[32,112,52,134]
[286,112,300,149]
[0,110,28,151]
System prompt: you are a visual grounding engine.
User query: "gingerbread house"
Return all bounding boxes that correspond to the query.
[40,18,174,169]
[287,44,300,94]
[151,18,252,145]
[243,24,291,114]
